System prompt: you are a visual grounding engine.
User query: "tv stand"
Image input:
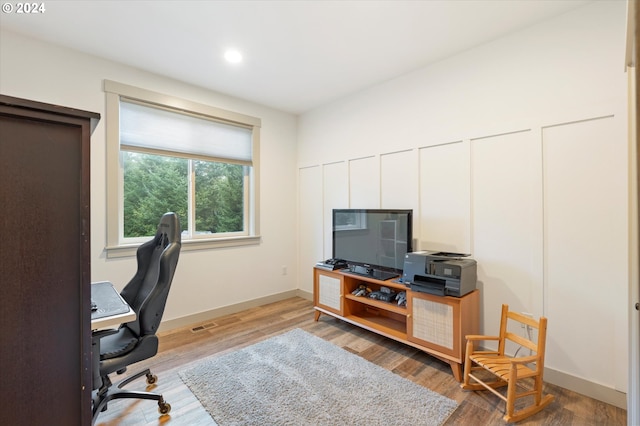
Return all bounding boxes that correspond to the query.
[313,267,479,381]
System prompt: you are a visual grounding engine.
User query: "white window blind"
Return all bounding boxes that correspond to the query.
[120,100,253,164]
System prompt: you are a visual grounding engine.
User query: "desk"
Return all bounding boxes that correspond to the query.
[91,281,135,330]
[91,281,136,391]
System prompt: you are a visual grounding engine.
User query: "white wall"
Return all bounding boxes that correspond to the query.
[297,1,629,406]
[0,29,299,324]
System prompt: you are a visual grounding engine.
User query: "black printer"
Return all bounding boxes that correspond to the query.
[402,251,477,297]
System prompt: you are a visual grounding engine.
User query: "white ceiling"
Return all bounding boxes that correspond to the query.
[0,0,593,114]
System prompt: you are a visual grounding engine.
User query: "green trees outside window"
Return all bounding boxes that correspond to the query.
[123,152,245,238]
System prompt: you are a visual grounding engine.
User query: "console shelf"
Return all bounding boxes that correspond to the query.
[344,293,407,315]
[343,314,407,340]
[313,267,479,381]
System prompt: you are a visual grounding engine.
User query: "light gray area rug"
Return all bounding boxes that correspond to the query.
[179,328,458,425]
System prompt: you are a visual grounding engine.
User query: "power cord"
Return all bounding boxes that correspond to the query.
[513,314,534,358]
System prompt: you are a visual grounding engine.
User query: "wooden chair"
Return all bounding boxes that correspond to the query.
[461,304,554,423]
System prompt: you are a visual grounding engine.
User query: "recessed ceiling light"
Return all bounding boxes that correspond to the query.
[224,49,243,64]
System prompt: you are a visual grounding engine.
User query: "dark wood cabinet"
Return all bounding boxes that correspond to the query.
[0,95,99,425]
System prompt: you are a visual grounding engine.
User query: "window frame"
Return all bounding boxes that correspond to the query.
[104,80,261,258]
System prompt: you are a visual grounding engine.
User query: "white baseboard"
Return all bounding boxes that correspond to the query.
[544,367,627,410]
[158,289,313,332]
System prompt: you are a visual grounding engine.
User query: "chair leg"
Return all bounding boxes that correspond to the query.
[505,368,517,421]
[116,368,156,389]
[92,369,171,425]
[462,341,473,387]
[503,394,554,423]
[504,380,516,419]
[502,370,555,423]
[533,376,543,405]
[461,342,489,391]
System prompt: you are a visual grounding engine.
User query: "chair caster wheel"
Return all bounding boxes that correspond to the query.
[146,373,158,385]
[158,401,171,415]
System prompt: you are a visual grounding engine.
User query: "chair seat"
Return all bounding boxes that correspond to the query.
[100,327,138,360]
[470,354,537,381]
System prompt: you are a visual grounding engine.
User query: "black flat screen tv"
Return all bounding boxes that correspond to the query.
[332,209,413,280]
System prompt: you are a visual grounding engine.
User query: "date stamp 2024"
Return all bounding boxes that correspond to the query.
[2,2,46,14]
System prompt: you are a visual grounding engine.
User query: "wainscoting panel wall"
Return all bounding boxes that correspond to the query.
[380,149,419,214]
[542,115,628,392]
[349,156,379,209]
[296,114,628,407]
[322,162,349,259]
[418,141,470,254]
[470,130,544,339]
[298,166,324,293]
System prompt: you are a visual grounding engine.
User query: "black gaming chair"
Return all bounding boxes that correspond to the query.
[92,212,181,424]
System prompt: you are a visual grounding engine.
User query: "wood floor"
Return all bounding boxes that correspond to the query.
[95,297,626,426]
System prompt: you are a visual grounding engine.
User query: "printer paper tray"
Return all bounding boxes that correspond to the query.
[410,283,446,297]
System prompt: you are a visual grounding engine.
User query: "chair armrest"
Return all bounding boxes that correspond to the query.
[465,335,500,341]
[470,355,538,365]
[510,355,538,365]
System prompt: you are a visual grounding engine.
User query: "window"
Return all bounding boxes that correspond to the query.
[105,80,261,257]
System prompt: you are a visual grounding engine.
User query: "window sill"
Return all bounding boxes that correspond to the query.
[105,235,262,258]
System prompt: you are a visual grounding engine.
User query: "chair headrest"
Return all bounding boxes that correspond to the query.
[157,212,181,246]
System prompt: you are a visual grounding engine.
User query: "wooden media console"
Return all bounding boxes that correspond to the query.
[313,267,479,381]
